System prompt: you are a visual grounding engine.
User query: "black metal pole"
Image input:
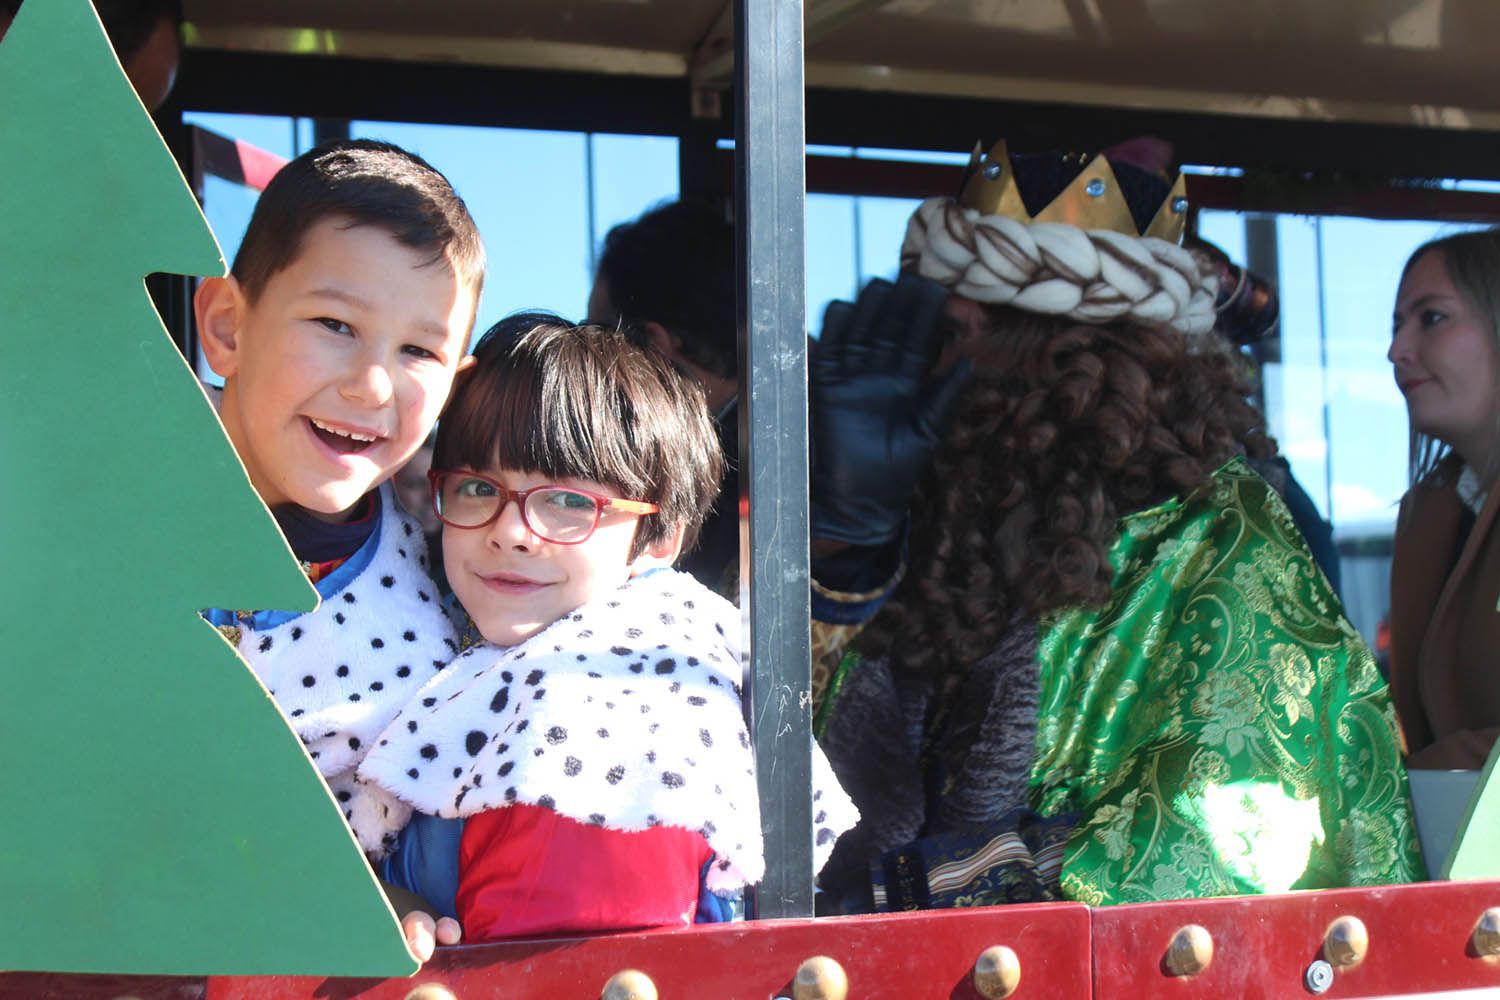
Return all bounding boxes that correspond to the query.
[734,0,813,918]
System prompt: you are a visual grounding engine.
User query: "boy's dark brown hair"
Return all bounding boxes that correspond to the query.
[434,313,725,558]
[231,138,485,304]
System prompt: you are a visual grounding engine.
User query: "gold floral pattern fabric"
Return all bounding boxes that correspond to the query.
[1032,460,1424,904]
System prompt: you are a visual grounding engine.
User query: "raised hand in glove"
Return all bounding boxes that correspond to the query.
[810,273,972,548]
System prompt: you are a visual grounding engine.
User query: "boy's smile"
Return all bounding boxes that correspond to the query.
[444,467,669,648]
[199,218,477,520]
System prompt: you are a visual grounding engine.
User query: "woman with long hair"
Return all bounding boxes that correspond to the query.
[814,147,1422,909]
[1387,229,1500,769]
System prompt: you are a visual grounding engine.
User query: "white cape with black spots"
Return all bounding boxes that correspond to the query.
[360,569,844,892]
[230,485,458,803]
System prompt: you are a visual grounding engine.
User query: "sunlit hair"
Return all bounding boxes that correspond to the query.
[858,307,1272,676]
[232,138,485,307]
[433,313,725,559]
[1398,228,1500,488]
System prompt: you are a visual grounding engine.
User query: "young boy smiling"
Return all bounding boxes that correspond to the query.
[193,141,483,934]
[355,315,857,941]
[198,141,481,517]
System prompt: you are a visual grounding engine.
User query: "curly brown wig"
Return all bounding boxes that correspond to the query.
[859,306,1273,677]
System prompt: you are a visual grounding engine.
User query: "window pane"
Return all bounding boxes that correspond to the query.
[182,111,298,161]
[806,193,858,335]
[589,133,680,281]
[351,122,591,339]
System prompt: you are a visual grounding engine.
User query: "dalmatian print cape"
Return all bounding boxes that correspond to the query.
[358,569,858,892]
[227,486,457,791]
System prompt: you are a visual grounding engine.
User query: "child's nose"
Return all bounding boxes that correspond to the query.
[341,361,395,406]
[485,497,538,548]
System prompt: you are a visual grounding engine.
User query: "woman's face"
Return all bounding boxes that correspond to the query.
[1390,250,1500,467]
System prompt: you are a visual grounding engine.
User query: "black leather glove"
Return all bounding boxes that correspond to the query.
[809,273,972,548]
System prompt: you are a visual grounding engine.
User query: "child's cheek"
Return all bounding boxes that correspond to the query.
[405,374,448,434]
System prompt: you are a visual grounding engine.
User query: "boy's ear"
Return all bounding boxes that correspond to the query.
[443,353,477,403]
[629,522,687,577]
[642,321,684,361]
[195,275,247,379]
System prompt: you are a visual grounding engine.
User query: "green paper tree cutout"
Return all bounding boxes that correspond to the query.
[1444,739,1500,880]
[0,0,414,977]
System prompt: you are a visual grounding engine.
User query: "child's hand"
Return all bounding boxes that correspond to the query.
[401,909,462,963]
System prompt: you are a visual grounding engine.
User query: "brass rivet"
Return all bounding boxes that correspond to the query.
[1164,924,1214,977]
[1474,907,1500,957]
[404,985,457,1000]
[793,955,849,1000]
[973,944,1021,998]
[1323,915,1369,967]
[601,969,658,1000]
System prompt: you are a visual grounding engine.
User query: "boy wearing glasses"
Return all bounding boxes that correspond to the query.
[354,314,855,941]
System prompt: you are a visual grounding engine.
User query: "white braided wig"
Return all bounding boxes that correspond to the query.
[900,197,1220,337]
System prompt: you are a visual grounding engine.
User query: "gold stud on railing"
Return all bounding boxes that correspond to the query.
[792,955,849,1000]
[601,969,659,1000]
[404,985,457,1000]
[1323,915,1369,968]
[1164,924,1214,977]
[973,944,1022,998]
[1473,908,1500,958]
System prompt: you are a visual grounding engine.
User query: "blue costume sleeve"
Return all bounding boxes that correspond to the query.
[694,856,738,923]
[378,813,465,920]
[1281,470,1342,596]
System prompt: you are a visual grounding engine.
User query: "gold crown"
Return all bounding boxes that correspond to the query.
[958,140,1190,243]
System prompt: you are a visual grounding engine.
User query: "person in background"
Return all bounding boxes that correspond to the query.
[588,200,740,594]
[809,143,1421,911]
[1,0,181,111]
[1387,229,1500,769]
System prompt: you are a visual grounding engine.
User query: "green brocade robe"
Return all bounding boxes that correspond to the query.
[1032,459,1423,903]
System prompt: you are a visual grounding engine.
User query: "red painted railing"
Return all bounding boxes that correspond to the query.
[5,880,1498,999]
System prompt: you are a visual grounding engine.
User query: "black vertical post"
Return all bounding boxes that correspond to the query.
[1244,215,1280,418]
[584,132,598,276]
[734,0,813,918]
[311,118,349,145]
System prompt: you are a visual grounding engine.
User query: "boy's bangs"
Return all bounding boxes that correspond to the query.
[441,329,649,500]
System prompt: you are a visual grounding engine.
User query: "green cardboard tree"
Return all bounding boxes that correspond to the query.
[1444,739,1500,880]
[0,0,414,976]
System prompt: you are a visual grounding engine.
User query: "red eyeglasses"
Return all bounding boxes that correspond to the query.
[428,469,659,545]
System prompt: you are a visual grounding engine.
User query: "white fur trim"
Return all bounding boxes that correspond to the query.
[359,569,859,889]
[231,485,457,789]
